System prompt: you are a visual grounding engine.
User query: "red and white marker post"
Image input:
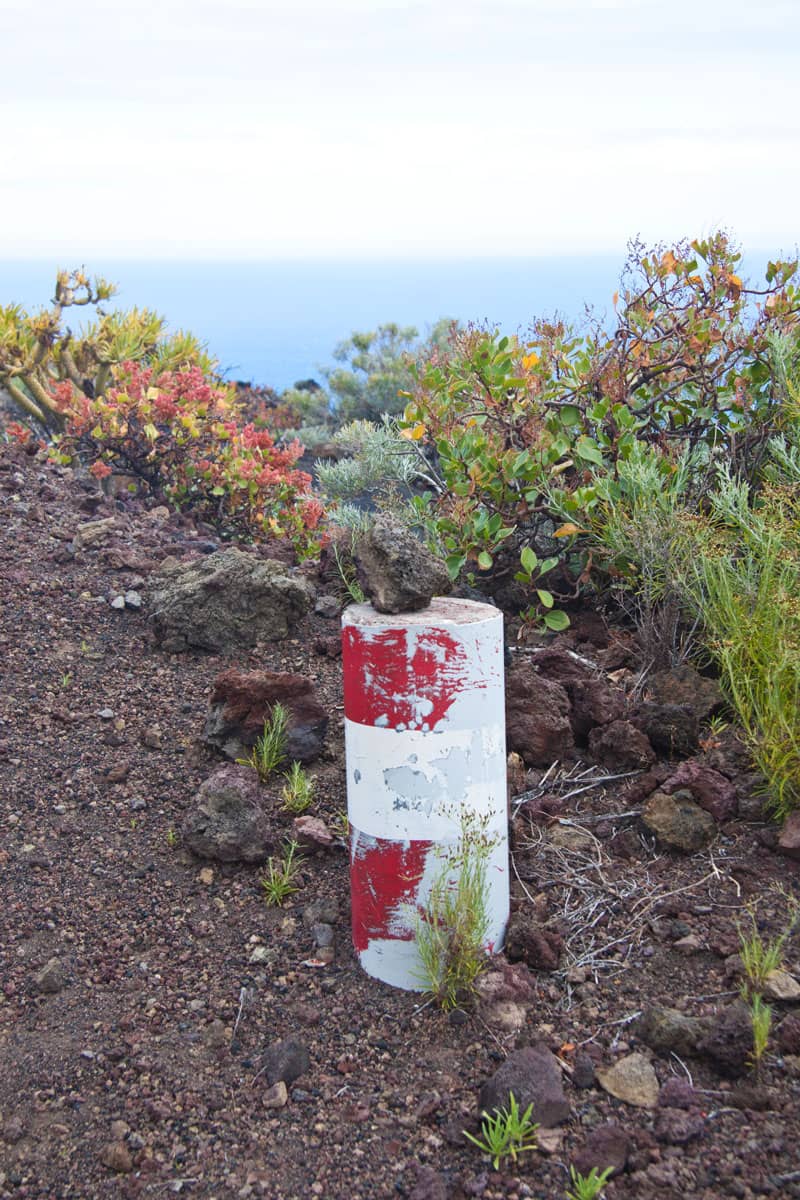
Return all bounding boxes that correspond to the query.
[342,597,509,990]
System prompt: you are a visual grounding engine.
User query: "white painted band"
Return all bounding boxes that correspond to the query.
[345,719,508,843]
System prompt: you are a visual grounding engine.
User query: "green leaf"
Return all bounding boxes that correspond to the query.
[536,589,554,608]
[575,436,604,466]
[477,550,493,570]
[559,404,581,426]
[445,553,466,581]
[544,610,570,632]
[211,485,225,496]
[520,546,538,575]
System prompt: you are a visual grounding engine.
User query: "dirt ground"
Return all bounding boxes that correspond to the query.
[1,442,799,1200]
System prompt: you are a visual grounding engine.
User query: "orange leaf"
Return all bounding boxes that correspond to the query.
[612,290,619,308]
[554,522,584,538]
[400,423,427,441]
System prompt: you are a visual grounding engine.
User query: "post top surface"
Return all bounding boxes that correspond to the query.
[341,597,502,629]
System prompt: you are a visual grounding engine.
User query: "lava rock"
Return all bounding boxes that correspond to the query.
[697,1002,753,1079]
[505,663,574,767]
[777,811,800,860]
[259,1038,310,1086]
[588,720,657,771]
[570,677,624,742]
[634,702,699,757]
[181,764,276,863]
[32,956,68,994]
[571,1122,630,1178]
[354,515,450,613]
[151,547,313,652]
[641,790,717,851]
[646,665,723,723]
[596,1052,659,1108]
[635,1007,711,1058]
[662,759,738,822]
[658,1078,701,1109]
[504,912,564,971]
[203,668,328,763]
[653,1107,705,1145]
[479,1044,570,1127]
[777,1013,800,1055]
[571,1051,597,1090]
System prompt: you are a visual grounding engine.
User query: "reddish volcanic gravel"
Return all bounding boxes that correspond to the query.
[1,443,799,1200]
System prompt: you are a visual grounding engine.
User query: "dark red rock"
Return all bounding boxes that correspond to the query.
[653,1107,705,1145]
[633,702,699,757]
[571,1122,630,1178]
[570,678,624,741]
[646,665,723,723]
[505,663,574,767]
[777,1013,800,1055]
[479,1044,571,1127]
[588,720,656,771]
[504,913,564,972]
[662,759,738,822]
[204,668,328,764]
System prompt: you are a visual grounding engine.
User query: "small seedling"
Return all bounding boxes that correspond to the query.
[737,909,789,997]
[237,703,289,782]
[332,540,365,604]
[566,1165,615,1200]
[280,761,314,814]
[165,828,178,848]
[60,672,72,689]
[749,992,772,1072]
[463,1092,539,1171]
[260,839,303,907]
[415,815,495,1010]
[330,808,350,844]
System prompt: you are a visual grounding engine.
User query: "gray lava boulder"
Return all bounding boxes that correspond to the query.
[204,668,328,763]
[646,665,723,724]
[182,764,276,863]
[151,547,313,652]
[355,515,450,613]
[479,1044,570,1127]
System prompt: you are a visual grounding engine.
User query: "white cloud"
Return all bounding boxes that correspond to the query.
[1,0,797,257]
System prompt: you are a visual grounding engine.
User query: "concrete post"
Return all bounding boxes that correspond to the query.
[342,597,509,990]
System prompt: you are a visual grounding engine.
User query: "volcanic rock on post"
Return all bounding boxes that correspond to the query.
[203,668,328,764]
[150,547,314,652]
[354,515,450,614]
[182,764,276,863]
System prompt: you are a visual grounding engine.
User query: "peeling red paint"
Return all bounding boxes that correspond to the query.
[350,834,432,952]
[342,626,473,728]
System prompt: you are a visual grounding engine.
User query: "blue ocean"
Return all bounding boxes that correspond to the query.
[0,254,771,391]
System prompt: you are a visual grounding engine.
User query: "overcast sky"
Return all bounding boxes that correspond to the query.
[1,0,798,259]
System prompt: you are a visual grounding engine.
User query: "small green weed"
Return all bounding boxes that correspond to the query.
[237,703,289,782]
[749,992,772,1072]
[463,1092,539,1171]
[330,808,350,844]
[280,761,315,814]
[415,820,493,1010]
[566,1165,615,1200]
[260,839,303,907]
[165,828,178,848]
[60,672,72,689]
[737,908,791,996]
[332,540,365,605]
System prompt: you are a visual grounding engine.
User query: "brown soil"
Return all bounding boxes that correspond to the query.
[1,443,799,1200]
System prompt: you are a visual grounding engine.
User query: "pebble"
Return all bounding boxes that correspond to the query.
[99,1141,133,1173]
[98,708,115,720]
[110,595,126,610]
[262,1081,288,1109]
[124,590,143,609]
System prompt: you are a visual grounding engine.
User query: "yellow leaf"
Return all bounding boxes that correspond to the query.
[522,352,539,369]
[554,522,584,537]
[146,386,160,401]
[401,423,426,440]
